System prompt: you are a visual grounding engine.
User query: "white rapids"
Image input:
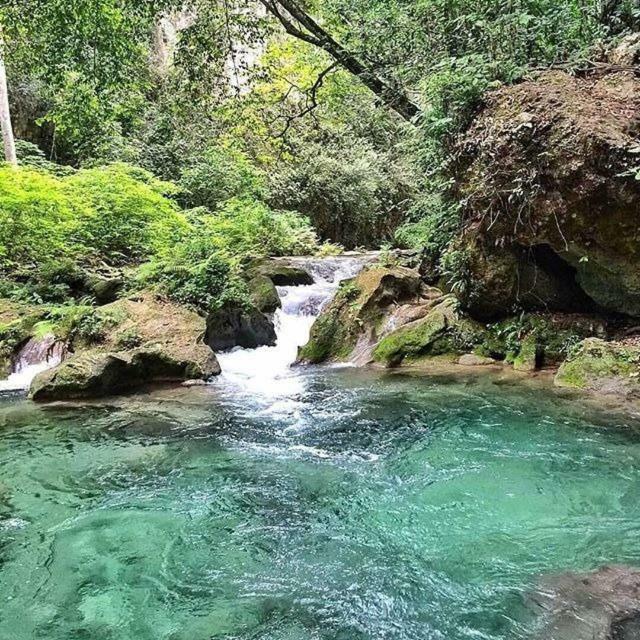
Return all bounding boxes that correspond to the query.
[0,334,65,393]
[216,255,371,396]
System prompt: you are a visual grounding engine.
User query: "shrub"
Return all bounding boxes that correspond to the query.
[178,147,267,210]
[63,163,188,266]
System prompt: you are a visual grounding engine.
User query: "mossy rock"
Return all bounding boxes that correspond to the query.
[512,334,539,372]
[247,260,313,286]
[30,346,220,401]
[372,297,486,367]
[205,303,276,351]
[555,338,640,396]
[298,266,423,364]
[248,275,281,314]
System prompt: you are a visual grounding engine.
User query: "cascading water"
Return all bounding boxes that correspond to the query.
[0,334,65,393]
[215,255,371,396]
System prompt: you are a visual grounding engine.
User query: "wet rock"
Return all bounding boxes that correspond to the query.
[298,266,424,364]
[248,275,281,314]
[454,70,640,318]
[30,346,219,401]
[248,259,314,286]
[527,565,640,640]
[205,304,276,352]
[555,338,640,398]
[372,297,486,367]
[29,292,220,400]
[458,353,497,366]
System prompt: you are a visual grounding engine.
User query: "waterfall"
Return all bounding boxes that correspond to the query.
[0,335,65,393]
[215,255,370,395]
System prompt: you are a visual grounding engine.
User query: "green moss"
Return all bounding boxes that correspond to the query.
[248,275,281,314]
[373,310,448,366]
[555,338,640,390]
[513,334,539,372]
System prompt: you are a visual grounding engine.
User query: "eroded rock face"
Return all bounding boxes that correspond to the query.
[454,70,640,319]
[527,565,640,640]
[205,304,276,352]
[30,346,220,401]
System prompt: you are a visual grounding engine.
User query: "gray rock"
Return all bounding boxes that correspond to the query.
[205,305,277,351]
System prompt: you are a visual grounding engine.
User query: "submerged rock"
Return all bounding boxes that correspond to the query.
[205,304,276,351]
[527,565,640,640]
[555,338,640,398]
[247,259,313,287]
[454,70,640,319]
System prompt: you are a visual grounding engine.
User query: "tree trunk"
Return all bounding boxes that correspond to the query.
[259,0,420,122]
[0,37,17,165]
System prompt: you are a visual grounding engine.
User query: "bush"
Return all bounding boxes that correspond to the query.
[178,148,267,210]
[63,163,187,265]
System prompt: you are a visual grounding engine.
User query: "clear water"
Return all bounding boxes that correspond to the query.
[1,370,640,640]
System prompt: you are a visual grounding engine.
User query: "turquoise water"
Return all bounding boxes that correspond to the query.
[1,369,640,639]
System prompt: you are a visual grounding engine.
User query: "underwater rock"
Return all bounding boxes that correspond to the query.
[527,565,640,640]
[458,353,497,366]
[205,304,277,351]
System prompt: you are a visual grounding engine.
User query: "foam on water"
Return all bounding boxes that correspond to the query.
[215,255,371,398]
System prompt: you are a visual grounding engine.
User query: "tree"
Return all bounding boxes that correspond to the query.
[257,0,420,121]
[0,30,16,165]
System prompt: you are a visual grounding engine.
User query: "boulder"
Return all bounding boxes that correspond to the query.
[30,346,220,401]
[527,565,640,640]
[205,304,276,351]
[372,298,486,367]
[555,337,640,398]
[298,266,426,364]
[29,292,220,401]
[248,275,281,314]
[453,70,640,319]
[247,259,313,286]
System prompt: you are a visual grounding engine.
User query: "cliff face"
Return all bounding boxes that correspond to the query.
[453,69,640,320]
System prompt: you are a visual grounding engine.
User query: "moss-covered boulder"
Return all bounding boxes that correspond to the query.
[555,338,640,397]
[298,266,426,364]
[29,292,220,401]
[247,259,313,286]
[372,298,486,367]
[30,346,219,401]
[248,275,281,314]
[454,70,640,319]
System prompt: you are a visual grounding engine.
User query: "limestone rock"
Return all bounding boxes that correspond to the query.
[247,259,313,286]
[30,346,219,401]
[248,275,281,314]
[454,70,640,319]
[298,266,424,364]
[555,338,640,398]
[458,354,497,366]
[205,304,276,351]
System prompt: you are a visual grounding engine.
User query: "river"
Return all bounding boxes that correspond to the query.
[1,257,640,639]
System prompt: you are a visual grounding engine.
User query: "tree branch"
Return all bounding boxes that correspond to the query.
[258,0,420,122]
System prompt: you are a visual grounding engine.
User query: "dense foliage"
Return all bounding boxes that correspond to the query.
[1,0,637,311]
